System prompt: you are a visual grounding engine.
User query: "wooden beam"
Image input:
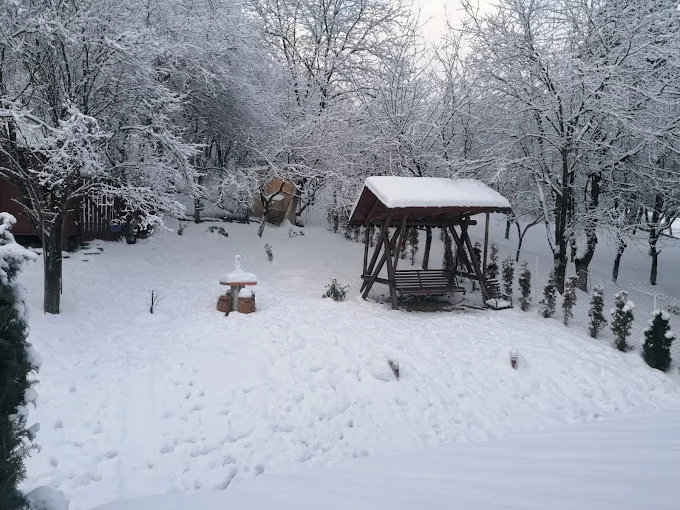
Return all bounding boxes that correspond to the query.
[360,221,388,292]
[392,214,408,271]
[384,226,399,310]
[461,223,490,301]
[361,219,392,298]
[363,225,370,275]
[366,219,478,228]
[360,275,390,285]
[448,226,473,274]
[483,212,490,277]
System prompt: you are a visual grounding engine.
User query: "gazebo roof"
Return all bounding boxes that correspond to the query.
[349,176,512,226]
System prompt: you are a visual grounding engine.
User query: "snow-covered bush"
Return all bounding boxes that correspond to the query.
[588,285,607,338]
[264,244,273,262]
[207,226,229,237]
[610,291,634,352]
[540,272,557,318]
[518,263,531,311]
[642,311,675,372]
[323,279,349,301]
[502,257,514,298]
[562,275,577,326]
[148,289,164,315]
[486,243,499,280]
[407,227,419,265]
[0,213,39,510]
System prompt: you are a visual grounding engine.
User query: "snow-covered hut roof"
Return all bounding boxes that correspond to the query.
[350,176,512,226]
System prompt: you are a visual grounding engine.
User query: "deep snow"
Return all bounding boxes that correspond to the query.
[19,219,680,510]
[357,176,511,211]
[94,407,680,510]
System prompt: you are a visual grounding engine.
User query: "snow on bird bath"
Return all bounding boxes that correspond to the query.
[222,254,257,284]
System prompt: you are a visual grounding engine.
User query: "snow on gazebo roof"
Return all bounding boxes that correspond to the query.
[350,176,512,226]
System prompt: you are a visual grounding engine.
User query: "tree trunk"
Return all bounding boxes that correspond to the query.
[43,222,64,314]
[422,227,432,270]
[194,197,202,224]
[575,232,597,292]
[257,211,268,238]
[504,220,511,240]
[650,246,658,286]
[612,237,626,282]
[515,235,524,263]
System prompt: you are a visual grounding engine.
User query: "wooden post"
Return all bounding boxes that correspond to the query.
[361,219,392,298]
[392,214,408,271]
[448,225,473,273]
[363,224,370,275]
[361,221,388,292]
[483,212,490,277]
[384,227,399,310]
[461,223,490,301]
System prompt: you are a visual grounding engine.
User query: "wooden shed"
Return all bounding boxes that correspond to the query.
[0,177,121,247]
[251,177,296,225]
[349,176,512,309]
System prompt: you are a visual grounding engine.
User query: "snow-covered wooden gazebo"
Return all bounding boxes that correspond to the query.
[349,176,512,310]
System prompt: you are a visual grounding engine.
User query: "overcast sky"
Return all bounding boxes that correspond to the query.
[414,0,462,42]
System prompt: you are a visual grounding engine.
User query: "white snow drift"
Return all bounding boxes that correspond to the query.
[19,220,680,510]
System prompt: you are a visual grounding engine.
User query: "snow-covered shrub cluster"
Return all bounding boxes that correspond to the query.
[642,311,675,372]
[562,276,577,326]
[539,273,557,319]
[611,291,635,352]
[264,244,273,262]
[588,286,607,338]
[323,279,349,302]
[518,263,531,311]
[0,213,39,510]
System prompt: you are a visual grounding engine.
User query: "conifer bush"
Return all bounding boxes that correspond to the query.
[486,244,499,280]
[518,262,532,311]
[562,275,577,326]
[642,311,675,372]
[610,291,634,351]
[502,257,515,298]
[0,213,39,510]
[323,279,349,301]
[588,285,607,338]
[407,227,419,265]
[540,272,557,318]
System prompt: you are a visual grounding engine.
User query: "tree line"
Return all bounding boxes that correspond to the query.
[1,0,679,314]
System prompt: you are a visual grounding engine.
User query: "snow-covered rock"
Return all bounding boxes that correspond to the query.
[26,486,69,510]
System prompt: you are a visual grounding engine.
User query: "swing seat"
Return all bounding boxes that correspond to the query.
[394,270,466,296]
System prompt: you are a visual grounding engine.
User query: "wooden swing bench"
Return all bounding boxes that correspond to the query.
[350,176,513,310]
[394,270,466,296]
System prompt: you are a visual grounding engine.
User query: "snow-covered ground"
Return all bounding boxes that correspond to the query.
[95,406,680,510]
[20,219,680,510]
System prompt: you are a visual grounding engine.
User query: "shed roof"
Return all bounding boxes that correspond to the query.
[349,176,512,226]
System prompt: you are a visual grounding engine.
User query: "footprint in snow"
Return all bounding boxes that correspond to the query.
[104,450,118,459]
[160,444,175,454]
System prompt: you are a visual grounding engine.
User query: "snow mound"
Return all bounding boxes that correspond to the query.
[238,288,253,299]
[19,222,680,510]
[93,408,680,510]
[26,486,69,510]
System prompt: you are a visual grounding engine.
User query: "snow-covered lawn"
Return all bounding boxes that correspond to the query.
[95,407,680,510]
[21,220,680,510]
